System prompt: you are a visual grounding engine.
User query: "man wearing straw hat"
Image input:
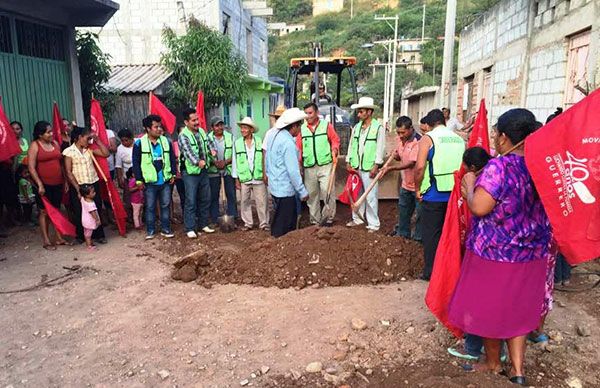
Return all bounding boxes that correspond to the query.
[346,96,386,232]
[232,117,269,231]
[266,108,309,237]
[207,116,237,226]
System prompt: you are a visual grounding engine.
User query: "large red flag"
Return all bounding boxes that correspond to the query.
[41,197,76,236]
[90,98,128,236]
[0,96,22,162]
[149,92,176,135]
[425,99,490,338]
[52,102,67,145]
[525,90,600,264]
[196,91,207,132]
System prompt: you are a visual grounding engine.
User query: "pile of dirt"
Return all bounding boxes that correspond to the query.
[170,225,423,289]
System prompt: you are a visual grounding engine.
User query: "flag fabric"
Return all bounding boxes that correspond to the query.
[425,99,490,338]
[338,172,363,205]
[525,90,600,265]
[52,102,67,145]
[196,91,208,132]
[149,92,176,134]
[0,96,22,162]
[41,196,76,237]
[90,98,128,236]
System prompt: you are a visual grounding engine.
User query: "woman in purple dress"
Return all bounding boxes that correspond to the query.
[448,109,552,386]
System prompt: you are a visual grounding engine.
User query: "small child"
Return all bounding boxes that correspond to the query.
[17,164,35,225]
[127,168,144,229]
[80,184,100,250]
[462,146,492,173]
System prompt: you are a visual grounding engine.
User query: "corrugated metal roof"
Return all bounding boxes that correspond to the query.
[403,85,439,99]
[106,64,172,94]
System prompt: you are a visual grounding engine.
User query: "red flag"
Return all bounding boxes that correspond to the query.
[525,90,600,265]
[338,172,363,205]
[196,91,207,132]
[90,98,128,236]
[0,96,22,162]
[149,92,176,134]
[42,196,76,237]
[425,99,490,338]
[52,102,67,145]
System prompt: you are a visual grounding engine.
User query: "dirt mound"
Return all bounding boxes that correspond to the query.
[170,225,423,289]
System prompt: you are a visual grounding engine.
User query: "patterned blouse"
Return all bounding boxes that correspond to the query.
[466,154,551,263]
[62,144,99,185]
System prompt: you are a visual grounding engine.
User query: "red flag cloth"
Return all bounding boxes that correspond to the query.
[52,102,67,145]
[338,172,363,205]
[41,196,76,237]
[196,91,208,132]
[0,96,22,162]
[525,90,600,265]
[425,99,490,338]
[90,98,128,236]
[149,93,176,135]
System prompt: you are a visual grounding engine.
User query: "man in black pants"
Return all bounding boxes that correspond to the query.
[414,109,465,280]
[265,108,309,237]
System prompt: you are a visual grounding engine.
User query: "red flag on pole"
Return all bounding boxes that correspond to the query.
[52,102,67,145]
[41,197,76,237]
[0,96,22,162]
[149,92,176,134]
[425,99,490,338]
[525,90,600,265]
[90,98,128,236]
[196,91,207,132]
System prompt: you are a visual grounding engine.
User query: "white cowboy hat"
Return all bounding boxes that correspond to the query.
[275,108,308,129]
[351,96,377,110]
[237,117,258,131]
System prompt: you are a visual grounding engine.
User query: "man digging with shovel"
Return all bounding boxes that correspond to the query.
[297,102,340,226]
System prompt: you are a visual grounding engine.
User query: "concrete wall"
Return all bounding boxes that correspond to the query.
[312,0,344,16]
[456,0,599,125]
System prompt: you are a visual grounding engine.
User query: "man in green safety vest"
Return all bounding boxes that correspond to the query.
[232,117,269,231]
[415,109,465,280]
[207,116,237,225]
[131,114,177,240]
[297,102,340,226]
[178,107,215,239]
[346,97,386,232]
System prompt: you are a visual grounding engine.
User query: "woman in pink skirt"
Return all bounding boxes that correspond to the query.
[449,108,552,386]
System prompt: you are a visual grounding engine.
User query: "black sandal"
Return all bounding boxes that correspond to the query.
[509,376,527,385]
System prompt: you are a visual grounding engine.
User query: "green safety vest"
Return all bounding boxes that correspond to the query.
[17,138,29,164]
[234,135,263,183]
[300,120,333,168]
[348,119,381,171]
[420,126,465,194]
[207,131,233,175]
[139,134,173,184]
[180,127,210,175]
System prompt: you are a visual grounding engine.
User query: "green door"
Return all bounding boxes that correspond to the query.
[0,14,73,140]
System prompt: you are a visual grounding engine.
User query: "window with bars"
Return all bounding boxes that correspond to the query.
[16,19,65,61]
[0,15,12,53]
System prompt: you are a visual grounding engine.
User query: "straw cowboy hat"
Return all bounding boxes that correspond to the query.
[351,96,377,110]
[268,104,286,118]
[237,117,258,131]
[275,108,308,129]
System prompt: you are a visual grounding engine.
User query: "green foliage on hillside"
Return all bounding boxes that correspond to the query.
[267,0,312,22]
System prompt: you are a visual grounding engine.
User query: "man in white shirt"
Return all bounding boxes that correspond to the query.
[115,129,134,188]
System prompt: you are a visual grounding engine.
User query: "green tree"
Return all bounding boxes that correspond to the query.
[268,0,312,22]
[161,18,248,108]
[76,31,115,125]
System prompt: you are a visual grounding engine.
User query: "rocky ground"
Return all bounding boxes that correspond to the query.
[1,200,599,387]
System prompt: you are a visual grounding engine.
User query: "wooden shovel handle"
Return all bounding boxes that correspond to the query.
[325,157,338,203]
[352,153,395,211]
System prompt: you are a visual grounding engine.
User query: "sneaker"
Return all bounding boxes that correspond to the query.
[447,347,480,361]
[261,225,270,231]
[367,229,377,233]
[240,225,252,231]
[186,230,198,239]
[145,234,156,240]
[346,220,364,227]
[161,231,175,238]
[202,226,216,234]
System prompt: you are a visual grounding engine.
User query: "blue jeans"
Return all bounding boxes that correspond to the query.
[554,253,572,283]
[209,175,238,223]
[182,171,211,232]
[395,188,422,240]
[144,183,172,235]
[464,334,483,357]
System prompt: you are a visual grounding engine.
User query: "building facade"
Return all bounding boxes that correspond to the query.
[456,0,599,125]
[91,0,280,136]
[0,0,118,139]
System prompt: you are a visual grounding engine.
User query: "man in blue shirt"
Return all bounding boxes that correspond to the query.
[265,108,309,237]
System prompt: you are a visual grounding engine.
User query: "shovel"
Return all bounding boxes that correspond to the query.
[351,153,395,215]
[217,174,236,233]
[320,157,338,226]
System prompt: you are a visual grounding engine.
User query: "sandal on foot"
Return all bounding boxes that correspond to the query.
[56,240,74,246]
[509,376,527,385]
[528,333,549,343]
[448,347,480,361]
[43,244,57,251]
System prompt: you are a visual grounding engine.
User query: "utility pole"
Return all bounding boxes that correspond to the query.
[389,15,398,125]
[421,3,426,43]
[351,0,354,19]
[440,0,457,108]
[374,15,399,129]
